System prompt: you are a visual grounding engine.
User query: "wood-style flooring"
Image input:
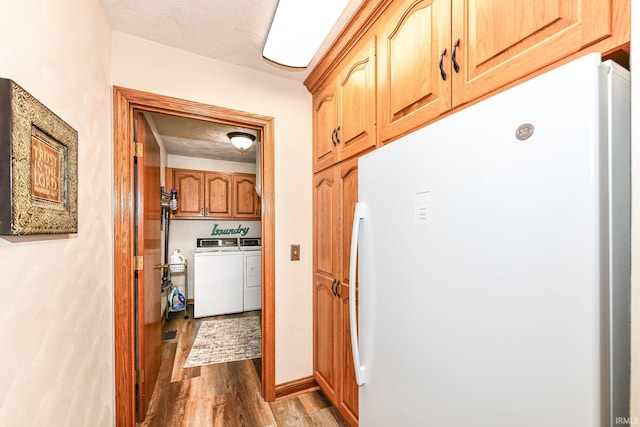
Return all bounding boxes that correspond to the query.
[140,306,348,427]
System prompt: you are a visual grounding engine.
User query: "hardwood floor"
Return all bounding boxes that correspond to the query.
[140,306,348,426]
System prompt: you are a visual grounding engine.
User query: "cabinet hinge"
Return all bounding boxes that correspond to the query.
[136,369,145,384]
[134,256,143,271]
[134,142,143,158]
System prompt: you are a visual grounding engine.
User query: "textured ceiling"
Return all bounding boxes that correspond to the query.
[101,0,362,161]
[147,112,259,163]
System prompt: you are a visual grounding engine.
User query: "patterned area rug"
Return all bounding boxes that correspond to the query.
[184,316,262,368]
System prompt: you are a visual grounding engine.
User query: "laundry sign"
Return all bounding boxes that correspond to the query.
[210,224,250,237]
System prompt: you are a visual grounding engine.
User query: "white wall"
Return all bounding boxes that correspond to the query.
[168,154,257,174]
[112,32,314,384]
[0,0,113,425]
[630,2,639,418]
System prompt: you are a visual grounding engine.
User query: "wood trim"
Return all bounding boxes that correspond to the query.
[113,87,136,426]
[274,376,319,400]
[113,86,277,425]
[260,117,276,401]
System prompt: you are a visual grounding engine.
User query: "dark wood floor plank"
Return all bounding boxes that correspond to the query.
[227,360,277,426]
[310,407,350,427]
[270,397,317,427]
[298,389,332,413]
[141,305,349,426]
[171,311,199,383]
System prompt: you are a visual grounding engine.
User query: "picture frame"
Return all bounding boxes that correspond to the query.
[0,78,78,235]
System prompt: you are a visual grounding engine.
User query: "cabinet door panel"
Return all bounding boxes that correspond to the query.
[337,160,359,426]
[337,37,377,161]
[451,0,608,105]
[173,170,204,217]
[338,285,358,426]
[205,173,231,218]
[313,170,338,279]
[378,0,451,143]
[313,83,338,172]
[233,174,259,218]
[339,159,359,287]
[314,278,339,401]
[313,168,340,402]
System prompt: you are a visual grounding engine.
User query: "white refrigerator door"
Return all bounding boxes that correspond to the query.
[357,54,627,426]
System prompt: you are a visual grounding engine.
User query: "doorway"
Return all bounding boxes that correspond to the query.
[112,86,276,426]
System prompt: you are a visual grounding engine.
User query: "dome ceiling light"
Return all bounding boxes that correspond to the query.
[227,131,256,151]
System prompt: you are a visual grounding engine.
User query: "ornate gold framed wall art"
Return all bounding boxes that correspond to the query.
[0,78,78,235]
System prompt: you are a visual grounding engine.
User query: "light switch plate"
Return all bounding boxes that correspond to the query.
[291,244,300,261]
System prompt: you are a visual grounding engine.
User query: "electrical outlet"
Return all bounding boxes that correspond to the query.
[291,244,300,261]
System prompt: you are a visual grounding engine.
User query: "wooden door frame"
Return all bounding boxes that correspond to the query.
[113,86,276,425]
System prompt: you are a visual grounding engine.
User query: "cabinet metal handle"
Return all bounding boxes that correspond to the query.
[335,126,341,144]
[439,48,447,81]
[200,208,204,216]
[335,280,341,298]
[452,38,460,73]
[331,279,338,296]
[205,207,209,216]
[331,128,338,146]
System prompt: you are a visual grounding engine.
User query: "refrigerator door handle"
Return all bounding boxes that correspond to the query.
[349,202,368,386]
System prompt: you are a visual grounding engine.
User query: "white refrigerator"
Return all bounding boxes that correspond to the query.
[350,53,630,426]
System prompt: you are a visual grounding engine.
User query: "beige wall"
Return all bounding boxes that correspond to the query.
[0,0,114,425]
[111,31,314,384]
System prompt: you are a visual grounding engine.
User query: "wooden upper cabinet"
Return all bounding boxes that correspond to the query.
[309,0,628,145]
[313,35,377,173]
[173,169,205,217]
[233,173,261,219]
[450,0,620,106]
[204,172,232,218]
[170,168,259,220]
[377,0,451,143]
[336,36,377,163]
[313,81,338,172]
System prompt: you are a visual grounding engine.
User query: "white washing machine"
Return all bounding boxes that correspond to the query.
[240,238,262,311]
[193,237,243,318]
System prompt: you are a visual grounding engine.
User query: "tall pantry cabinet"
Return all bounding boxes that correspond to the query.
[311,11,377,427]
[313,158,359,427]
[308,0,629,425]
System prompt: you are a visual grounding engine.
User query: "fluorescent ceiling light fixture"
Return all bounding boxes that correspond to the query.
[263,0,350,68]
[228,132,256,151]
